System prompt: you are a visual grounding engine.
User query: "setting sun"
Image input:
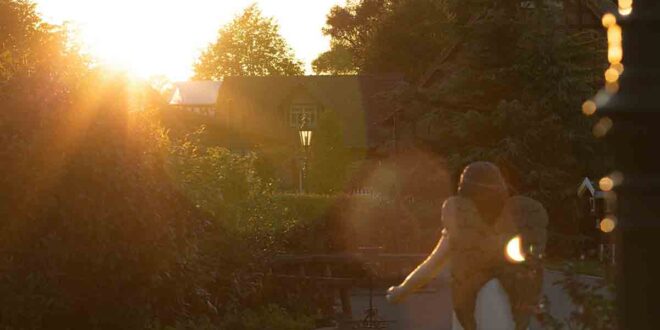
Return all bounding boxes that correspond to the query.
[34,0,341,80]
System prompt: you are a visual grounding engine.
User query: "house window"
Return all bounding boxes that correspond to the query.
[289,105,317,128]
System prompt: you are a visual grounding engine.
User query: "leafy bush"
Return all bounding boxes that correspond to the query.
[0,72,213,328]
[275,193,424,253]
[218,304,314,330]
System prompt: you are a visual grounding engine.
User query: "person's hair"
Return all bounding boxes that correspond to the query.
[457,161,509,225]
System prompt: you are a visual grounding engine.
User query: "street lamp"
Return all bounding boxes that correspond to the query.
[298,115,313,193]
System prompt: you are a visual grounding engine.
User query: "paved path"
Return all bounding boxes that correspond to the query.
[346,269,603,330]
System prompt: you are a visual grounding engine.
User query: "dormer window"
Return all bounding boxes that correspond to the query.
[290,105,317,128]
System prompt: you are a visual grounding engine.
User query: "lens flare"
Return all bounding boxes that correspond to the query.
[505,236,525,263]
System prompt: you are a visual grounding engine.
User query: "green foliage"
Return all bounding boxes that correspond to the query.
[315,0,389,74]
[316,0,455,78]
[0,0,86,82]
[194,4,304,80]
[321,0,607,236]
[0,2,313,327]
[0,71,213,328]
[312,44,357,75]
[275,193,423,253]
[411,3,606,231]
[273,193,354,253]
[539,264,616,330]
[219,304,314,330]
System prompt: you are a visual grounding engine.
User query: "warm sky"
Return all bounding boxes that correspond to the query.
[34,0,343,81]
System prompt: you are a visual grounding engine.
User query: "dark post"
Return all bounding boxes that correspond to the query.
[597,2,660,329]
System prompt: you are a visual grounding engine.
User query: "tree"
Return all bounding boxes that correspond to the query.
[313,0,389,75]
[194,4,304,79]
[312,44,356,75]
[319,0,607,236]
[314,0,455,78]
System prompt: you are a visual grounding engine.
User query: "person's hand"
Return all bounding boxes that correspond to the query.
[386,285,407,304]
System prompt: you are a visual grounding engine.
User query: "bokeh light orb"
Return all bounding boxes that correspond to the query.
[602,13,616,28]
[600,217,617,233]
[599,177,615,191]
[605,68,620,83]
[593,117,614,138]
[505,235,525,263]
[618,0,633,16]
[582,100,597,115]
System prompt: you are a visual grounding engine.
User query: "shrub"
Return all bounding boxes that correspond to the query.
[218,304,314,330]
[0,75,212,328]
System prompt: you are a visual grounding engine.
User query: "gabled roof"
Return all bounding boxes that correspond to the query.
[218,74,405,148]
[169,81,222,106]
[577,177,605,198]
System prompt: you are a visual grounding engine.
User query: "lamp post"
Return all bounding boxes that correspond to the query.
[298,115,313,194]
[590,2,660,328]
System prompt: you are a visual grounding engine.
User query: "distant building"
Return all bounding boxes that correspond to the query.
[166,75,405,190]
[169,81,222,117]
[215,75,404,153]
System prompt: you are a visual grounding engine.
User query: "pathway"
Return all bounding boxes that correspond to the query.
[344,269,600,330]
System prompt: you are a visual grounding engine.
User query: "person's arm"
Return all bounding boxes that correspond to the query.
[386,232,451,303]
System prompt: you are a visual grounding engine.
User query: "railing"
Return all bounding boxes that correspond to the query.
[269,252,427,328]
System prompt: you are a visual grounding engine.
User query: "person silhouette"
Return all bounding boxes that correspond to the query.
[387,162,547,330]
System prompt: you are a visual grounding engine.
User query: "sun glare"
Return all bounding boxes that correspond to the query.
[505,235,526,263]
[35,0,342,80]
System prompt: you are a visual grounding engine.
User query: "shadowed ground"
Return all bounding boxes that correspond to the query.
[343,269,594,330]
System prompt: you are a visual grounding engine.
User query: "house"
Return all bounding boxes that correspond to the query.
[215,74,404,154]
[169,81,222,116]
[167,75,405,190]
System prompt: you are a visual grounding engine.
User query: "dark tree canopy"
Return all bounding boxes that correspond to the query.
[314,0,455,78]
[194,4,304,79]
[317,0,607,235]
[312,44,357,75]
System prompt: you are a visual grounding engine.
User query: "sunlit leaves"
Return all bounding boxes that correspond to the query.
[193,4,304,79]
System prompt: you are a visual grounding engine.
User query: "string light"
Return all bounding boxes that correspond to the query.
[599,177,615,191]
[611,62,624,74]
[600,216,617,233]
[618,0,633,16]
[608,46,623,64]
[582,100,597,115]
[607,24,623,47]
[582,13,623,117]
[605,82,620,94]
[605,68,620,83]
[593,117,614,138]
[601,13,616,28]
